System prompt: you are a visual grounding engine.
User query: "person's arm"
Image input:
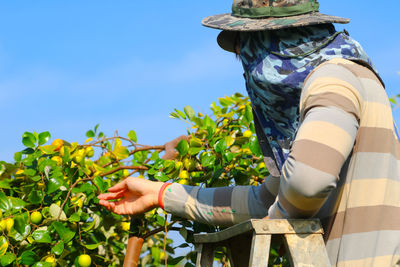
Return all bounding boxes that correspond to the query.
[162,174,279,226]
[268,61,363,219]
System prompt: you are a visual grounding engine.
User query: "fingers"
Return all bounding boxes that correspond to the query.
[98,199,116,210]
[97,190,125,200]
[108,179,127,192]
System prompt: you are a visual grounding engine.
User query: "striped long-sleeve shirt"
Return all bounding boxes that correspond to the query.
[163,58,400,266]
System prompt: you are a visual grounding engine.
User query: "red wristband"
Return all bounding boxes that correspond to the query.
[158,183,172,210]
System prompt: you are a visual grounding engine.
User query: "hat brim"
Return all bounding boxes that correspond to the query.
[203,12,349,32]
[207,12,350,53]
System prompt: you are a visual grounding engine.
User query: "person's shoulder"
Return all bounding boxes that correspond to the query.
[304,58,382,90]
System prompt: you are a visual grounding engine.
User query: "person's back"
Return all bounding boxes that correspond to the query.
[301,58,400,266]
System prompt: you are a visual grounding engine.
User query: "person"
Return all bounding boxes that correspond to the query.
[98,0,400,266]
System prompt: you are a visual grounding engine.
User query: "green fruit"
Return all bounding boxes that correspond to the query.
[78,254,92,267]
[175,161,183,170]
[30,211,43,224]
[0,210,2,219]
[85,147,95,158]
[183,158,196,171]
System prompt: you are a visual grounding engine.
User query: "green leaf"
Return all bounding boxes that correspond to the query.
[0,192,11,212]
[86,130,95,138]
[214,139,227,153]
[51,221,75,243]
[21,251,38,265]
[28,190,43,204]
[151,247,161,263]
[249,136,262,156]
[22,132,37,148]
[184,106,195,121]
[128,130,137,143]
[68,213,80,223]
[175,109,187,120]
[9,197,26,211]
[14,152,22,162]
[201,153,216,168]
[1,252,15,266]
[156,215,165,226]
[94,176,107,192]
[244,105,253,123]
[38,131,51,146]
[47,176,64,194]
[168,256,185,265]
[176,140,189,156]
[32,262,52,267]
[154,172,169,182]
[0,180,11,189]
[51,241,64,256]
[14,213,31,239]
[179,227,188,240]
[32,229,52,243]
[82,242,101,250]
[189,146,203,156]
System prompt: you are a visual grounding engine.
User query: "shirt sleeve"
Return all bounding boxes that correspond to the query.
[163,174,280,227]
[268,61,362,219]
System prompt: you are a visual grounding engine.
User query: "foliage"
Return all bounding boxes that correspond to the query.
[0,93,287,266]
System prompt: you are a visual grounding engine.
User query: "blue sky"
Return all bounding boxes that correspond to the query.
[0,0,399,162]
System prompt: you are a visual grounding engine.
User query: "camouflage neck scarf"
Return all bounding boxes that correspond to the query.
[239,24,376,170]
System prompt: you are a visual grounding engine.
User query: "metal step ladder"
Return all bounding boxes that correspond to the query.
[194,219,330,267]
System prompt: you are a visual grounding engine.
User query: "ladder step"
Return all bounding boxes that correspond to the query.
[194,219,330,267]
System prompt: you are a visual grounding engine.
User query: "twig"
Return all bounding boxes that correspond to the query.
[99,166,148,177]
[57,177,92,221]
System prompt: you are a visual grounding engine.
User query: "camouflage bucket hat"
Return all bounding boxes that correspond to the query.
[202,0,350,53]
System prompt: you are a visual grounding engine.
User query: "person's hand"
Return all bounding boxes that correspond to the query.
[97,177,164,215]
[162,135,189,160]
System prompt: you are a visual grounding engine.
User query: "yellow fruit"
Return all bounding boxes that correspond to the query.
[243,130,253,138]
[120,222,130,231]
[259,162,266,169]
[52,139,64,151]
[123,170,129,177]
[0,219,6,231]
[45,256,56,267]
[51,156,62,166]
[179,170,189,179]
[5,218,14,232]
[78,254,92,267]
[222,119,229,125]
[30,211,43,224]
[178,179,190,185]
[137,175,145,179]
[85,147,95,158]
[56,200,61,206]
